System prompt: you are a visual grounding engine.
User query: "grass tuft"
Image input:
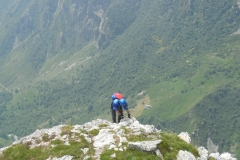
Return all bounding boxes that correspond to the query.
[88,129,99,136]
[158,132,200,160]
[99,124,108,128]
[61,125,74,136]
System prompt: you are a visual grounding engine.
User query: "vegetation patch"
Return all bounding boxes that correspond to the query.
[127,131,160,142]
[50,139,63,145]
[119,126,130,135]
[99,124,108,128]
[88,129,99,136]
[42,133,50,142]
[101,148,162,160]
[61,125,74,136]
[0,143,47,160]
[158,132,199,160]
[0,135,94,160]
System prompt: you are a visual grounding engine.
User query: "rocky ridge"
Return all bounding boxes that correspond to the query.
[0,118,237,160]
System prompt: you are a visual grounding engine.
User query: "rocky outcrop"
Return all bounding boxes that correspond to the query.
[0,118,237,160]
[176,147,237,160]
[177,150,196,160]
[128,140,162,156]
[209,152,237,160]
[178,132,191,143]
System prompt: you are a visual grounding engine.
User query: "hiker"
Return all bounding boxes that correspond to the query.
[111,94,118,123]
[111,93,123,123]
[112,98,131,123]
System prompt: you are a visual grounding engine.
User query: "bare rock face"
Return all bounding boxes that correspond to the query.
[207,137,218,153]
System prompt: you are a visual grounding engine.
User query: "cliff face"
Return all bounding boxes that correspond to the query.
[0,118,236,160]
[0,0,137,64]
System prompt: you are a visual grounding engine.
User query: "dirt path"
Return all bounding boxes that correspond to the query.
[0,83,12,93]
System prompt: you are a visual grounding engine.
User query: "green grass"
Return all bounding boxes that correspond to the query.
[88,129,100,136]
[99,124,109,128]
[61,125,74,136]
[101,149,162,160]
[127,132,160,142]
[158,132,200,160]
[0,128,94,160]
[0,143,48,160]
[144,52,240,121]
[101,131,200,160]
[10,88,38,106]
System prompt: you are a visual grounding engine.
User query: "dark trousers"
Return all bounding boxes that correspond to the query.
[111,107,123,123]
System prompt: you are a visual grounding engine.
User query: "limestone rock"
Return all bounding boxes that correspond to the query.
[46,155,74,160]
[197,146,208,160]
[178,132,191,143]
[177,150,196,160]
[128,140,162,153]
[209,152,237,160]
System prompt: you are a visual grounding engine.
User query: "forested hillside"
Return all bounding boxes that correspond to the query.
[0,0,240,158]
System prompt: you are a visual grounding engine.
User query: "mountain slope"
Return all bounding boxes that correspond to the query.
[0,0,240,157]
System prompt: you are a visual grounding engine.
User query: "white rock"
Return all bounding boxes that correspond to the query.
[81,148,89,154]
[120,137,128,143]
[13,125,64,148]
[47,155,74,160]
[81,134,91,143]
[209,152,223,160]
[117,129,125,135]
[111,153,116,158]
[155,149,164,159]
[128,140,161,152]
[93,129,115,148]
[178,132,191,143]
[177,150,196,160]
[197,146,208,160]
[71,124,84,132]
[209,152,237,160]
[220,152,237,160]
[83,155,90,160]
[109,144,116,149]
